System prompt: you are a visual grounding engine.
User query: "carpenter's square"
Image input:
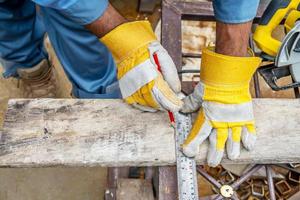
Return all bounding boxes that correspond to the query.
[174,112,199,200]
[153,52,198,200]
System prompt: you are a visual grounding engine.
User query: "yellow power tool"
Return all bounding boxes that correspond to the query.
[254,0,300,56]
[253,0,300,91]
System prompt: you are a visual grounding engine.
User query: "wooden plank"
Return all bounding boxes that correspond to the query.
[0,99,174,167]
[0,98,300,167]
[105,167,130,200]
[116,179,154,200]
[138,0,158,13]
[155,167,178,200]
[162,0,182,72]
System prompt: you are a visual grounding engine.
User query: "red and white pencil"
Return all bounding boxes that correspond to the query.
[153,52,175,126]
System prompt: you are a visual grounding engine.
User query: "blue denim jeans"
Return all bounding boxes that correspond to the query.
[0,0,120,98]
[0,0,261,98]
[213,0,260,23]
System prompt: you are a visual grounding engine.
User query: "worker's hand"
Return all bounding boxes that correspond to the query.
[181,48,261,167]
[100,21,182,112]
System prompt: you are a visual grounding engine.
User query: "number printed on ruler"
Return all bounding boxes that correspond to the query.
[175,112,199,200]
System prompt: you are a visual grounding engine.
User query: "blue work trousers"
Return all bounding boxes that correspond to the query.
[0,0,120,98]
[0,0,260,98]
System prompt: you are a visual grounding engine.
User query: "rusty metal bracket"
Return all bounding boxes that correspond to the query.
[251,183,265,198]
[219,170,236,185]
[288,171,300,184]
[275,180,292,196]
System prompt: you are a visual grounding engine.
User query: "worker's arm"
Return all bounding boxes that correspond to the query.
[32,0,125,35]
[92,4,183,112]
[32,0,182,112]
[181,0,262,167]
[97,7,183,112]
[84,4,127,37]
[215,22,252,57]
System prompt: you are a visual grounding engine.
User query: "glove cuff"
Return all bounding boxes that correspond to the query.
[202,83,251,104]
[100,21,157,62]
[200,48,261,87]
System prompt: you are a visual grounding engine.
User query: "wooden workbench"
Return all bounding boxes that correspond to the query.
[0,98,300,167]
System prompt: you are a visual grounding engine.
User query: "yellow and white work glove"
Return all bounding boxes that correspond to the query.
[100,21,183,112]
[181,48,261,167]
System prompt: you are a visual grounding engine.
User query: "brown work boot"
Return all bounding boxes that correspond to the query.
[17,59,57,98]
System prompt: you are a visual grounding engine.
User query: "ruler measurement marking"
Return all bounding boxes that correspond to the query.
[175,112,199,200]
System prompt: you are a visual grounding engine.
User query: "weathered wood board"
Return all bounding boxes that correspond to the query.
[116,179,154,200]
[0,98,300,167]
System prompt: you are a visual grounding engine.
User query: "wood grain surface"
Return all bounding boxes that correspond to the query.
[0,98,300,167]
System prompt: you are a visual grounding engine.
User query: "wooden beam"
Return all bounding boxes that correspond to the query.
[105,167,130,200]
[155,166,178,200]
[138,0,158,13]
[116,179,154,200]
[0,98,300,167]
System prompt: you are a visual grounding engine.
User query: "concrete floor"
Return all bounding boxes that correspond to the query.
[0,167,107,200]
[0,37,108,200]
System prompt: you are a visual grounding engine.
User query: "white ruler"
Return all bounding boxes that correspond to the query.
[174,112,199,200]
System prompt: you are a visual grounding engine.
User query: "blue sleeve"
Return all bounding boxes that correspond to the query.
[32,0,109,25]
[213,0,260,24]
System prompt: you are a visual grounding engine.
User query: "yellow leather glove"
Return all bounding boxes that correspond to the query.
[100,21,183,112]
[181,48,261,167]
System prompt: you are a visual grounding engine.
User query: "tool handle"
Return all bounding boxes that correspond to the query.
[254,0,300,56]
[259,0,292,25]
[153,52,175,125]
